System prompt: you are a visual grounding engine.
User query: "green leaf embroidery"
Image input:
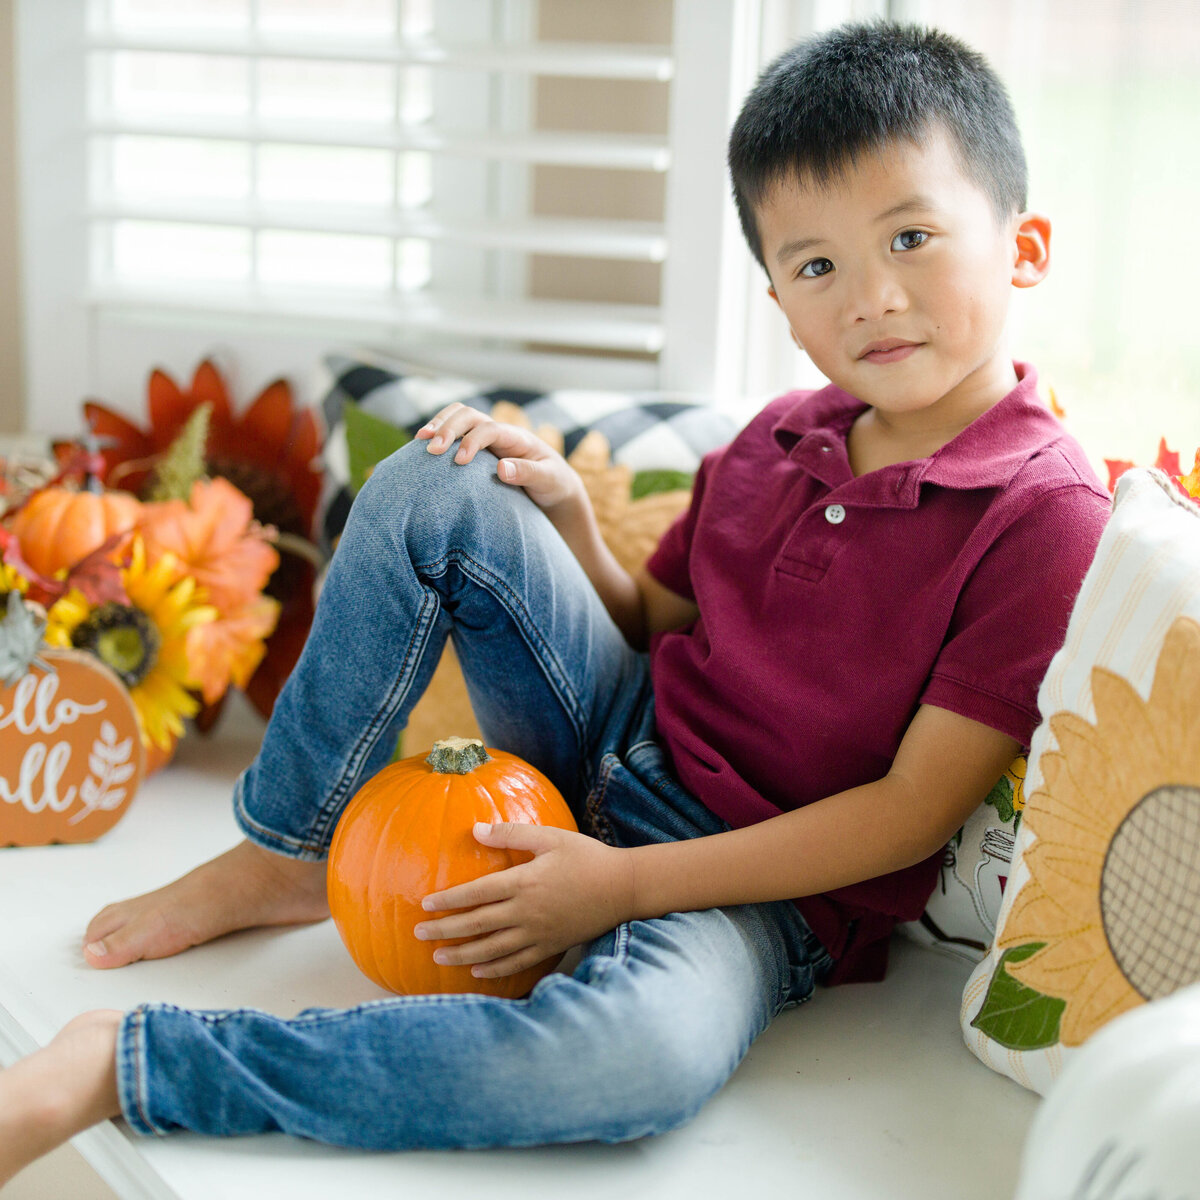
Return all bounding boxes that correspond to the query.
[344,405,411,494]
[971,943,1065,1050]
[985,772,1016,824]
[631,468,694,500]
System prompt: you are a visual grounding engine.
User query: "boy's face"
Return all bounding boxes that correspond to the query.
[758,127,1043,428]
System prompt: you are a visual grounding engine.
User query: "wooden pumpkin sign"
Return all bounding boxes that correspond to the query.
[327,736,577,999]
[0,649,145,846]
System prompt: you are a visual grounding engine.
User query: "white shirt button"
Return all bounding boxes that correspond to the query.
[824,503,846,525]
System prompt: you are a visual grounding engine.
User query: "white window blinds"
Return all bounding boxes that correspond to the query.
[19,0,772,432]
[87,3,671,346]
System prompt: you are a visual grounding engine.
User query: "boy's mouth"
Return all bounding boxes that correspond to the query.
[859,339,921,364]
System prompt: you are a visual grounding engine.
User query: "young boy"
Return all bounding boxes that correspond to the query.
[0,21,1110,1177]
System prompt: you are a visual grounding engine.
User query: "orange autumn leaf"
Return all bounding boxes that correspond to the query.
[1153,437,1182,477]
[1181,450,1200,501]
[139,477,279,613]
[1104,438,1193,499]
[1104,458,1136,493]
[186,597,281,704]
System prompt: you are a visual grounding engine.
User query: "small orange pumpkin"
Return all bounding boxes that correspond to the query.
[9,487,142,577]
[327,736,578,999]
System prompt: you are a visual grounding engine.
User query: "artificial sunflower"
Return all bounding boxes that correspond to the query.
[45,538,218,750]
[997,616,1200,1046]
[0,562,29,597]
[79,360,320,524]
[67,359,322,717]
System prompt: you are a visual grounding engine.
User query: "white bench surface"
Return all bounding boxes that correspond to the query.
[0,702,1037,1200]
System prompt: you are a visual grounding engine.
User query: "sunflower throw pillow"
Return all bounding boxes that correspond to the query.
[960,468,1200,1094]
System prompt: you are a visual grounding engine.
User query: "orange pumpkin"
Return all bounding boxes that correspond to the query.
[9,487,142,577]
[327,736,578,999]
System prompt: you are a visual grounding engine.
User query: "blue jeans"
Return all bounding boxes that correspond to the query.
[115,440,832,1149]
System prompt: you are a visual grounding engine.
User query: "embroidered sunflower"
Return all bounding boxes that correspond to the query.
[997,616,1200,1046]
[45,538,217,750]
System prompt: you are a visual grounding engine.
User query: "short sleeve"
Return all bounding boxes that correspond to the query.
[643,446,724,602]
[921,483,1112,745]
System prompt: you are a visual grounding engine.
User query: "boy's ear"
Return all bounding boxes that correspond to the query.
[766,284,804,350]
[1012,212,1051,289]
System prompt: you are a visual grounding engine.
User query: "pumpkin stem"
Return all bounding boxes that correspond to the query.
[426,736,491,775]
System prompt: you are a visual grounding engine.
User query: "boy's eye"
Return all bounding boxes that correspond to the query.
[798,257,834,278]
[891,229,929,252]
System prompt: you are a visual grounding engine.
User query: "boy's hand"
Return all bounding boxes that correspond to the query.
[414,825,635,979]
[415,402,581,512]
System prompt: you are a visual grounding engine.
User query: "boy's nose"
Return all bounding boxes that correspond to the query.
[848,266,908,323]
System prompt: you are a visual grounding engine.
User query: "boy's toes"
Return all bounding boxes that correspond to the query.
[83,909,187,969]
[83,903,125,950]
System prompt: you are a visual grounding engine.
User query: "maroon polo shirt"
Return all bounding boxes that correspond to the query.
[645,363,1110,984]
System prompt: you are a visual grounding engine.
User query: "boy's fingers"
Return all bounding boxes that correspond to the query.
[469,948,553,979]
[420,401,467,431]
[497,458,552,493]
[415,903,513,944]
[421,865,518,913]
[473,821,558,852]
[430,927,530,968]
[419,404,488,452]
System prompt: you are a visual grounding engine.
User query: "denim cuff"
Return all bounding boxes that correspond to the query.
[116,1006,172,1137]
[232,772,329,860]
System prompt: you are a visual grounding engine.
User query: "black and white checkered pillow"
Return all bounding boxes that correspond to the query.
[318,353,740,551]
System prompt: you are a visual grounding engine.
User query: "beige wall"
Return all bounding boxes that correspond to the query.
[0,0,21,432]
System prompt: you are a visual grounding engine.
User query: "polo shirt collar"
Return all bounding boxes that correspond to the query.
[771,362,1061,495]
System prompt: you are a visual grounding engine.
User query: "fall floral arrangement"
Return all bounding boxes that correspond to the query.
[0,361,322,768]
[1104,437,1200,500]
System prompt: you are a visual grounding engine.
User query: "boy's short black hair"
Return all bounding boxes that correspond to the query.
[728,21,1027,270]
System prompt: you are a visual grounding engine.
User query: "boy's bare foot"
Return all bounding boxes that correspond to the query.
[83,839,330,969]
[0,1010,122,1188]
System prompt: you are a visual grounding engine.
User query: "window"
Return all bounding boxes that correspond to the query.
[19,0,1194,470]
[18,0,769,433]
[889,0,1200,469]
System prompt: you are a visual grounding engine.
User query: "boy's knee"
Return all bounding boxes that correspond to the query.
[587,1006,731,1139]
[352,440,504,533]
[362,439,496,500]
